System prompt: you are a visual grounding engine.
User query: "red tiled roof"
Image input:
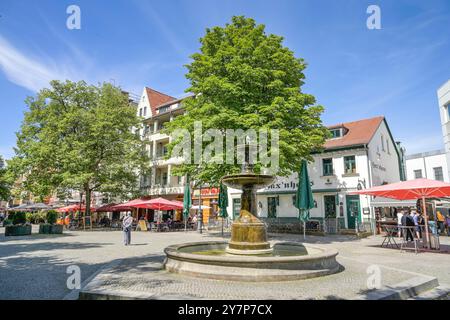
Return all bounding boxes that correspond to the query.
[145,87,176,116]
[324,116,385,150]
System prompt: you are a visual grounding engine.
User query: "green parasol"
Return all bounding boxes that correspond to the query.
[294,159,314,239]
[183,175,192,231]
[218,183,229,236]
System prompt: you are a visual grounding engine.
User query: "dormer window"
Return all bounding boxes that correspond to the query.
[330,128,343,139]
[159,105,170,113]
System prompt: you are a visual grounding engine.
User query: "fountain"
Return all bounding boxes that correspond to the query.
[163,142,340,281]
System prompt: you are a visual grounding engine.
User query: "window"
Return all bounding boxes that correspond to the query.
[322,158,333,176]
[381,135,385,152]
[139,108,142,117]
[232,198,241,218]
[267,197,278,218]
[159,106,170,113]
[434,167,444,181]
[143,107,147,117]
[447,104,450,122]
[386,139,390,154]
[162,172,168,186]
[330,128,342,139]
[414,169,423,179]
[344,156,356,174]
[143,124,150,136]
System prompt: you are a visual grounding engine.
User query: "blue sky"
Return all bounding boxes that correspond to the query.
[0,0,449,160]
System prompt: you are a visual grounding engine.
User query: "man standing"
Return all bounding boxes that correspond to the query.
[123,212,133,246]
[401,210,415,241]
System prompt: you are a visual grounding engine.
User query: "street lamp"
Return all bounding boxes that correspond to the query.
[198,185,203,234]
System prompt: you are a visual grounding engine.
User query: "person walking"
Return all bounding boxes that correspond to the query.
[417,212,425,239]
[413,211,421,240]
[402,210,415,242]
[123,212,133,246]
[436,210,445,235]
[445,213,450,236]
[397,210,404,238]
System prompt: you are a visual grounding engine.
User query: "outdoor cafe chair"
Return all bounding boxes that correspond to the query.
[149,222,158,232]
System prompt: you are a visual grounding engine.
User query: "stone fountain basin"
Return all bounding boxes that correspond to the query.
[221,174,276,189]
[163,241,340,282]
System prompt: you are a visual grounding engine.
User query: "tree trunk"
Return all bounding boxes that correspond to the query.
[85,186,91,230]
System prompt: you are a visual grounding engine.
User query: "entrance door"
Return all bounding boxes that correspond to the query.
[346,195,361,229]
[324,195,337,218]
[267,197,277,218]
[324,195,337,234]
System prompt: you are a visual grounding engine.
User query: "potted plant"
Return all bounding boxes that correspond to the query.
[39,210,63,234]
[5,211,32,236]
[25,212,34,224]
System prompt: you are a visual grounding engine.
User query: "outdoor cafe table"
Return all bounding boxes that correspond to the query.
[381,224,399,249]
[381,225,426,254]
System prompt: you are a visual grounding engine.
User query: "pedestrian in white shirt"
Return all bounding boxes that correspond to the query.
[123,212,133,246]
[397,210,404,238]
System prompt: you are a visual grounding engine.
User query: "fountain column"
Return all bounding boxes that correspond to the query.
[222,142,275,255]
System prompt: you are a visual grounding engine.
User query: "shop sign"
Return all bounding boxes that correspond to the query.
[372,163,386,171]
[193,187,220,197]
[259,174,298,193]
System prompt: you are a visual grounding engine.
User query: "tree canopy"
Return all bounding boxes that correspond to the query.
[0,156,11,202]
[165,16,329,185]
[11,80,149,212]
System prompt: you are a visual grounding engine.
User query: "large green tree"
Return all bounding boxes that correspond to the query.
[11,80,149,214]
[166,16,329,185]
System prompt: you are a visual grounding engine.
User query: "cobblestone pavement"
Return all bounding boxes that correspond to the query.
[1,226,449,299]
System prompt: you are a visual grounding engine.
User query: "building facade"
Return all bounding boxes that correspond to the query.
[138,87,186,201]
[226,116,405,231]
[405,149,448,182]
[135,88,405,230]
[438,79,450,180]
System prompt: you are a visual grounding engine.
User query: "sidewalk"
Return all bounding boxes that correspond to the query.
[80,234,450,300]
[1,226,448,300]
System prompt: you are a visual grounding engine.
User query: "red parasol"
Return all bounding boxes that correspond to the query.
[56,204,96,213]
[351,178,450,248]
[132,197,184,210]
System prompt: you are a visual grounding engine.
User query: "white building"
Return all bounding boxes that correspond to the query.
[226,116,406,231]
[138,87,188,200]
[438,79,450,180]
[405,150,448,182]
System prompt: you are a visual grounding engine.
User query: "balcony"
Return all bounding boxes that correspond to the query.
[146,184,185,196]
[155,150,168,160]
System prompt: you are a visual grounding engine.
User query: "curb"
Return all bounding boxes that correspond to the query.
[353,276,439,300]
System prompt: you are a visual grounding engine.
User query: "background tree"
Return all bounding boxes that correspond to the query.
[166,16,329,185]
[11,80,149,215]
[0,156,11,201]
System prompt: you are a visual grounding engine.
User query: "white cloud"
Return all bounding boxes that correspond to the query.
[0,35,86,92]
